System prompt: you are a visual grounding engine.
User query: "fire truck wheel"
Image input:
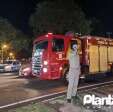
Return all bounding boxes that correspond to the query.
[85,75,92,82]
[61,75,68,85]
[61,66,69,85]
[83,66,89,74]
[111,64,113,75]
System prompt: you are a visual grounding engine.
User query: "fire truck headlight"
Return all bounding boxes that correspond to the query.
[44,61,48,65]
[59,67,62,70]
[43,68,48,73]
[40,52,42,55]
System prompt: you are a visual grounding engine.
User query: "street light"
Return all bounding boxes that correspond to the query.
[9,52,14,59]
[2,45,7,49]
[1,44,8,63]
[9,52,13,56]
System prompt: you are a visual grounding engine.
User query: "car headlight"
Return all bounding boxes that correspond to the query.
[23,67,31,72]
[43,61,48,65]
[43,68,47,73]
[5,66,11,69]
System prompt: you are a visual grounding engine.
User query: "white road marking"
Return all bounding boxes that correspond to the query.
[78,80,113,89]
[0,91,65,109]
[1,80,113,109]
[42,95,65,103]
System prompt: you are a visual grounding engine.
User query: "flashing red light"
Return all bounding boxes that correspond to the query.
[45,32,53,37]
[48,32,53,35]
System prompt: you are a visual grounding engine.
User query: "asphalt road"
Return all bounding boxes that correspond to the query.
[0,72,66,107]
[0,72,113,108]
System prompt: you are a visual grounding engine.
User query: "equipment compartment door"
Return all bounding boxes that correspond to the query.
[89,45,99,73]
[99,46,108,72]
[108,47,113,62]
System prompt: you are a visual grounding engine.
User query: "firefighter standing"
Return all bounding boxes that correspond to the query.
[67,41,80,103]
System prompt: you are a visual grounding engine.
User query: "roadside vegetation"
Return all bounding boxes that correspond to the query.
[8,103,56,112]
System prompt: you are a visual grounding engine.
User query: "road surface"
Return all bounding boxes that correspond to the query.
[0,72,113,108]
[0,72,66,107]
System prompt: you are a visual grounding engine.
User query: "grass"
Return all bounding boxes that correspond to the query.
[8,103,56,112]
[8,95,85,112]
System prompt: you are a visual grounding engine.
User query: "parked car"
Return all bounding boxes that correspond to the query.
[4,60,21,72]
[19,63,33,77]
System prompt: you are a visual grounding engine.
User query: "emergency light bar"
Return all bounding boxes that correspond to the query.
[48,32,53,35]
[45,32,53,37]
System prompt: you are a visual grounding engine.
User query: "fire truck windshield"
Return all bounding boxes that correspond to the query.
[35,41,48,50]
[52,38,64,52]
[33,41,48,56]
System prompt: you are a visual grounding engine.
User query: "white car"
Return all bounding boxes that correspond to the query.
[4,60,21,72]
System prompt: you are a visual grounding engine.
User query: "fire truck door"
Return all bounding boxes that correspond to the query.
[89,45,99,73]
[99,46,108,72]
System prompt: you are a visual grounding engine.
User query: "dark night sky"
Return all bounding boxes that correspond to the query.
[0,0,113,35]
[0,0,37,34]
[82,0,113,35]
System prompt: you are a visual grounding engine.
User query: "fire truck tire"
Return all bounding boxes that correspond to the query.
[83,65,89,74]
[61,66,69,85]
[85,75,94,82]
[111,64,113,75]
[83,66,92,82]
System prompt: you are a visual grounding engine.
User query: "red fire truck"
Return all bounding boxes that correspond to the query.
[32,33,113,80]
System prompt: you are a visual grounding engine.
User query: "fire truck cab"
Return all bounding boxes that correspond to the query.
[32,33,81,80]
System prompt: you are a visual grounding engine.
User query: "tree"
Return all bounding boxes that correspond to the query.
[10,31,30,51]
[91,18,105,36]
[0,17,32,59]
[29,0,92,36]
[0,17,17,43]
[11,31,33,58]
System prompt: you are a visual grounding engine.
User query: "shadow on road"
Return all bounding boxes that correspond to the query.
[3,72,113,93]
[23,78,65,91]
